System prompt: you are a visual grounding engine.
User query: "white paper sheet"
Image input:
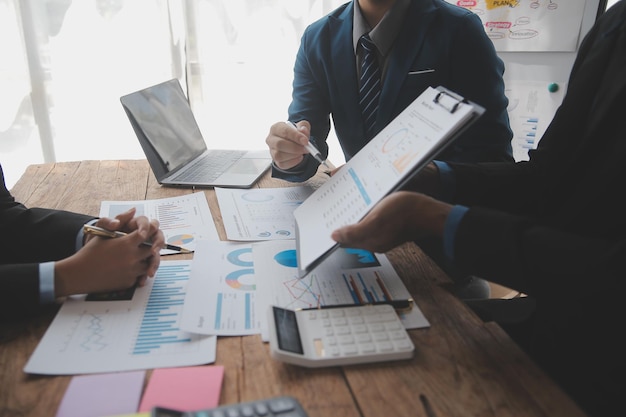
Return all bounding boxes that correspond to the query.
[215,186,314,241]
[24,261,216,375]
[99,192,218,254]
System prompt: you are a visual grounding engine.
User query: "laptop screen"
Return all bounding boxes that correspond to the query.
[121,79,207,177]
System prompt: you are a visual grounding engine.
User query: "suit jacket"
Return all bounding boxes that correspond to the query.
[448,3,626,414]
[0,164,94,319]
[275,0,513,182]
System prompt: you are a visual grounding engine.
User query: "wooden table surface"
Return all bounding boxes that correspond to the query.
[0,160,587,417]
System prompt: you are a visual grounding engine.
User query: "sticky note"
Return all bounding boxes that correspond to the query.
[56,371,145,417]
[138,365,224,412]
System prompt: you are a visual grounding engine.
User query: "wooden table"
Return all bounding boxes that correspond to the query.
[0,160,586,417]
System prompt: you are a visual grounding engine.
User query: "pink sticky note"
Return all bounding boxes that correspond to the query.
[56,371,145,417]
[138,365,224,412]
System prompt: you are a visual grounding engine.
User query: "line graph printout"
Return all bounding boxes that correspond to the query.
[294,86,482,275]
[24,261,216,375]
[252,240,430,342]
[215,186,314,241]
[181,240,262,336]
[99,192,218,254]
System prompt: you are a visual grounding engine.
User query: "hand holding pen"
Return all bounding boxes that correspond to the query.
[285,121,330,169]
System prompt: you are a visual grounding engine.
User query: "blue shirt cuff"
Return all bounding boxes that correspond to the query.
[443,205,469,262]
[432,160,455,203]
[39,262,56,304]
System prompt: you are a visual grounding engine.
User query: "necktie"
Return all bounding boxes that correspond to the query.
[358,33,381,140]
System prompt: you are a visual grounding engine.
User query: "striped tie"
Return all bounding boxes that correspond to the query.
[359,33,381,140]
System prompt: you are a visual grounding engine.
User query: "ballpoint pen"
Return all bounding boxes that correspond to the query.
[83,224,193,254]
[286,121,330,168]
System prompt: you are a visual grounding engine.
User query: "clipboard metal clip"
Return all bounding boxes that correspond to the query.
[433,90,464,114]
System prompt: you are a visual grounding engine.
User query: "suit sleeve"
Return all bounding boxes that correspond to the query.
[0,166,95,319]
[272,24,332,182]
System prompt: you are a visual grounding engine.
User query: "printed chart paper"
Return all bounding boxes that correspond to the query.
[253,240,430,341]
[215,186,314,241]
[99,192,218,254]
[181,240,261,336]
[294,86,481,275]
[24,261,216,375]
[181,240,429,339]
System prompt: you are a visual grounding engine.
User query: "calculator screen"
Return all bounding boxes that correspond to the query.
[272,307,304,354]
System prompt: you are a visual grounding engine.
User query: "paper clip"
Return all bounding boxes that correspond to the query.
[433,90,464,114]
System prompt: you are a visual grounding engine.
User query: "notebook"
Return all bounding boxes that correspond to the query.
[120,79,272,188]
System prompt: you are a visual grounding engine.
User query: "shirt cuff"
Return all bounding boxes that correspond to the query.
[432,160,456,203]
[443,205,469,262]
[39,261,56,304]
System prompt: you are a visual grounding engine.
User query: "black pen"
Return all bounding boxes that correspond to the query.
[83,224,193,254]
[301,298,413,313]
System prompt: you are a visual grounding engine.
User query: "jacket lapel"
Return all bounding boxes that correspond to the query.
[377,1,437,126]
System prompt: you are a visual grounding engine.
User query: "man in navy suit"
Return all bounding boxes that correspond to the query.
[0,163,164,320]
[332,1,626,414]
[267,0,513,182]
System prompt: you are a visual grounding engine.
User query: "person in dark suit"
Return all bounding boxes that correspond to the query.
[331,2,626,415]
[267,0,513,183]
[0,163,164,320]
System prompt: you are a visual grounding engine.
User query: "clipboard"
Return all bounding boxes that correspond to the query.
[294,86,484,277]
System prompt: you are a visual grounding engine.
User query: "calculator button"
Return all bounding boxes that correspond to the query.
[355,333,371,343]
[360,343,376,353]
[377,341,394,352]
[239,405,254,417]
[254,403,269,415]
[329,310,345,318]
[226,409,239,417]
[268,397,297,413]
[322,319,331,327]
[335,326,351,335]
[368,323,385,332]
[395,339,414,350]
[352,324,368,334]
[338,335,355,345]
[212,410,227,417]
[389,331,408,340]
[342,345,359,355]
[326,336,337,346]
[332,317,348,326]
[372,332,389,342]
[349,316,364,325]
[328,346,341,356]
[325,328,334,336]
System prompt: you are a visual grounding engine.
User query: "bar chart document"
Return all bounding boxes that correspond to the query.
[99,192,218,254]
[24,261,216,375]
[294,86,484,276]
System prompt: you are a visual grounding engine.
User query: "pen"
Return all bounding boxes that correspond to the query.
[300,298,414,313]
[83,224,193,254]
[286,121,330,169]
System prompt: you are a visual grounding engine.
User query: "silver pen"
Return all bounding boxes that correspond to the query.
[286,121,330,168]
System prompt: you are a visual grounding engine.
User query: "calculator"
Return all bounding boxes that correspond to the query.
[151,396,309,417]
[267,304,415,367]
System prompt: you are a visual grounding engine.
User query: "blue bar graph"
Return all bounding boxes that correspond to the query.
[133,263,191,355]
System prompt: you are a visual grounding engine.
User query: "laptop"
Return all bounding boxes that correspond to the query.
[120,79,272,188]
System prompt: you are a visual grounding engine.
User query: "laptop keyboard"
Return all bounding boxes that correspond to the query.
[173,150,245,182]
